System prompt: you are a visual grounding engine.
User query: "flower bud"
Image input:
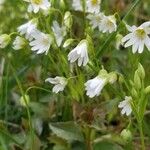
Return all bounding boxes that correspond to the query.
[134,70,141,90]
[63,38,74,48]
[129,80,134,86]
[64,11,73,29]
[108,72,117,84]
[144,86,150,94]
[131,88,138,98]
[115,34,123,50]
[118,75,124,84]
[98,69,108,77]
[137,63,145,80]
[20,94,30,107]
[60,0,66,10]
[0,34,11,48]
[13,36,26,50]
[121,129,132,142]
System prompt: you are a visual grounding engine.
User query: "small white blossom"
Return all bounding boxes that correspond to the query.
[72,0,83,11]
[13,36,26,50]
[98,14,117,33]
[18,19,38,41]
[86,0,101,14]
[122,22,150,53]
[0,34,11,48]
[87,13,103,29]
[85,76,106,98]
[29,30,52,54]
[45,76,68,93]
[0,0,5,5]
[52,21,66,47]
[24,0,51,13]
[118,96,132,116]
[68,40,89,66]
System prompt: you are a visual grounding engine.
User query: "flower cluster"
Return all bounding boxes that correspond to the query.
[0,0,150,118]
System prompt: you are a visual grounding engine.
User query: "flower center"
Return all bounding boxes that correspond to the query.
[96,16,102,22]
[31,0,42,5]
[42,36,50,46]
[91,0,98,6]
[106,20,113,28]
[135,29,146,40]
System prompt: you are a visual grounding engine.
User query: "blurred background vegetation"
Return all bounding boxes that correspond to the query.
[0,0,150,150]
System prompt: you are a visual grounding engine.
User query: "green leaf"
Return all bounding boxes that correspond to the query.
[94,141,123,150]
[49,122,84,142]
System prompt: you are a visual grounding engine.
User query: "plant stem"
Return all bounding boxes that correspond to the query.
[138,121,145,150]
[85,127,93,150]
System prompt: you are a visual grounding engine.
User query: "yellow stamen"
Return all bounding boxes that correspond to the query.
[135,29,146,40]
[42,37,50,46]
[91,0,98,6]
[31,0,42,5]
[106,20,113,27]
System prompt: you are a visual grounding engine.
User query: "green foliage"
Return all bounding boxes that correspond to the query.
[0,0,150,150]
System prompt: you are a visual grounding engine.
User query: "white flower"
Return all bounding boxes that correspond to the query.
[86,0,101,14]
[45,76,68,93]
[85,76,106,98]
[122,22,150,53]
[29,30,52,54]
[98,14,117,33]
[18,19,38,41]
[72,0,83,11]
[118,96,132,116]
[0,0,5,11]
[68,40,89,66]
[52,21,66,47]
[87,13,103,29]
[0,0,5,5]
[0,34,11,48]
[13,36,26,50]
[24,0,51,13]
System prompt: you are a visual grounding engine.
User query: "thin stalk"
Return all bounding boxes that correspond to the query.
[26,86,52,94]
[138,121,145,150]
[10,64,34,150]
[85,127,93,150]
[4,63,9,124]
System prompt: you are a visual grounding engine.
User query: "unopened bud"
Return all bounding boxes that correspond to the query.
[137,63,145,80]
[63,38,74,48]
[116,34,123,50]
[60,0,66,10]
[98,68,108,77]
[20,95,30,107]
[131,88,138,98]
[121,129,132,142]
[118,75,124,84]
[108,72,117,84]
[144,86,150,94]
[64,11,73,29]
[13,36,26,50]
[134,71,141,90]
[0,34,11,48]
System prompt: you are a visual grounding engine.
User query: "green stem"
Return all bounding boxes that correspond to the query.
[4,63,9,124]
[25,86,52,94]
[138,121,145,150]
[10,64,34,150]
[85,127,93,150]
